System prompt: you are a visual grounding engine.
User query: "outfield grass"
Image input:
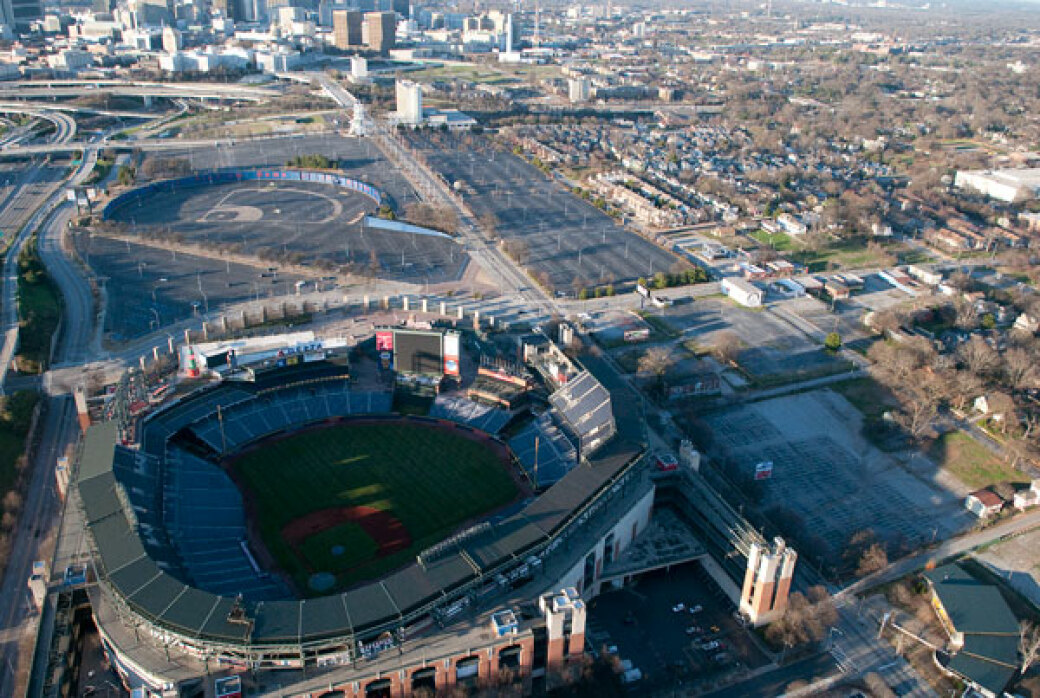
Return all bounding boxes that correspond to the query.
[928,431,1029,491]
[231,422,518,593]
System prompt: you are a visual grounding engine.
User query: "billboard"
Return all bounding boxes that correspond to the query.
[754,461,774,480]
[443,332,460,377]
[394,330,443,376]
[376,331,394,352]
[624,328,650,342]
[376,330,394,369]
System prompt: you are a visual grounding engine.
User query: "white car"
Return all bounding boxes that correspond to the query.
[671,603,685,613]
[700,641,720,652]
[688,605,703,614]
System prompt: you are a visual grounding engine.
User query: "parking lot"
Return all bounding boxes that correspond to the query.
[654,296,848,380]
[106,178,467,284]
[150,134,419,209]
[587,562,769,693]
[71,233,310,343]
[706,390,974,567]
[402,131,683,292]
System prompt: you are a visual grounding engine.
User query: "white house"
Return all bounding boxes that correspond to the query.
[964,489,1003,519]
[722,277,763,307]
[1013,480,1040,510]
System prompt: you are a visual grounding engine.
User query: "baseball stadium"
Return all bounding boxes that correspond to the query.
[70,319,791,697]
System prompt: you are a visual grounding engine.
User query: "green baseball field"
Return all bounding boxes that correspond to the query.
[230,420,518,595]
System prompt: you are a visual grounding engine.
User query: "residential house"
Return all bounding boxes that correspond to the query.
[964,489,1004,519]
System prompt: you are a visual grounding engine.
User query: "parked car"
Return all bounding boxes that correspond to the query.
[700,641,720,652]
[685,626,702,635]
[688,605,703,614]
[671,603,685,613]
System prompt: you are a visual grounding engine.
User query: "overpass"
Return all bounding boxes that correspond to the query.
[0,131,319,158]
[0,79,279,103]
[0,106,76,144]
[0,101,156,120]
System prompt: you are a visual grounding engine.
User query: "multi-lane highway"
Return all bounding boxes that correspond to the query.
[0,150,97,395]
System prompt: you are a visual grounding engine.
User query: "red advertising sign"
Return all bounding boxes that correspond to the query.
[376,331,394,352]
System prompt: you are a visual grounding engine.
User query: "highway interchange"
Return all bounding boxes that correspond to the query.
[0,75,1028,698]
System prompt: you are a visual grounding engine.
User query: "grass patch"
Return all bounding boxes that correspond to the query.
[0,390,41,527]
[928,431,1028,491]
[742,358,856,390]
[84,158,113,186]
[14,235,61,374]
[828,376,898,422]
[231,421,518,593]
[749,229,794,251]
[635,311,680,339]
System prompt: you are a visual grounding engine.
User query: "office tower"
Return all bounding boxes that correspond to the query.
[332,8,363,47]
[364,10,394,53]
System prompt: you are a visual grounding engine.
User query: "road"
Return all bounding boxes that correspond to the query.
[0,107,75,146]
[0,150,97,395]
[0,395,75,698]
[842,506,1040,600]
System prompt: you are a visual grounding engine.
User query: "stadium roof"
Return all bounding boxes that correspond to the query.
[78,387,643,649]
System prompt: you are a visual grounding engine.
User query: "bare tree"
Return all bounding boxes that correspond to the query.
[638,347,674,384]
[957,336,1001,378]
[856,543,889,577]
[896,380,940,442]
[480,213,499,240]
[954,299,980,331]
[1020,621,1040,673]
[1004,348,1039,391]
[712,330,742,366]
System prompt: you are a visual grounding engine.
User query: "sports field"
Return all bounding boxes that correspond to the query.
[230,420,518,594]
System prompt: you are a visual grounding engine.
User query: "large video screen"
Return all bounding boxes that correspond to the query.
[394,331,443,375]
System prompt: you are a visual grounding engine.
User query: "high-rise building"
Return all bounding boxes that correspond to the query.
[568,77,590,103]
[332,9,363,48]
[739,537,797,626]
[351,55,367,78]
[364,10,395,54]
[395,79,422,125]
[316,0,331,26]
[161,25,181,51]
[7,0,41,32]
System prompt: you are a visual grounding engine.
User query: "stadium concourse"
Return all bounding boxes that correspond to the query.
[65,327,790,697]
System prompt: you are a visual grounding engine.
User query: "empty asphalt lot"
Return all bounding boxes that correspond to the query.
[403,131,683,292]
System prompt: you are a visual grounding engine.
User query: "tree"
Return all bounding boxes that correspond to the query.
[1004,348,1039,391]
[824,332,842,352]
[1020,621,1040,673]
[713,330,742,366]
[856,543,889,577]
[954,299,980,331]
[480,213,498,240]
[958,336,1001,377]
[896,383,940,442]
[116,165,136,186]
[638,347,674,387]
